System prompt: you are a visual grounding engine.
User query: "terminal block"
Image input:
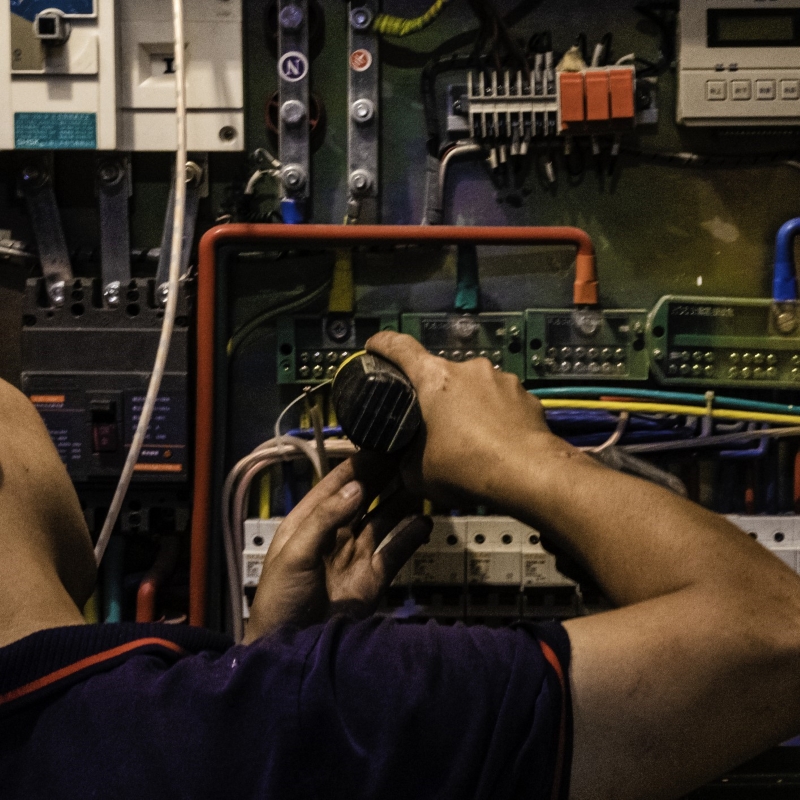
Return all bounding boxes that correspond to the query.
[465,69,558,159]
[647,296,800,388]
[526,308,649,381]
[400,313,525,379]
[558,66,637,136]
[276,313,399,384]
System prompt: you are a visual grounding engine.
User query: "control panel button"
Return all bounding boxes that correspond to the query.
[756,80,776,100]
[781,80,800,100]
[731,80,751,100]
[92,423,118,453]
[706,81,727,101]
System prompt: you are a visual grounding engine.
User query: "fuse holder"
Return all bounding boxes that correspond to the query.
[585,70,611,121]
[609,68,635,120]
[559,72,585,125]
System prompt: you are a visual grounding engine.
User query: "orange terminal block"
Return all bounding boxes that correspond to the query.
[559,71,585,127]
[609,68,635,120]
[585,70,611,121]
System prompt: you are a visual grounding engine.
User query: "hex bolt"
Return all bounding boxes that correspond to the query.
[350,7,373,29]
[281,163,307,191]
[184,161,203,186]
[48,280,66,307]
[104,281,121,308]
[348,169,373,196]
[351,98,375,124]
[280,99,307,126]
[279,4,304,30]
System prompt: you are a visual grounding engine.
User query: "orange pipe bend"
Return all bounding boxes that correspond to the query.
[189,223,598,626]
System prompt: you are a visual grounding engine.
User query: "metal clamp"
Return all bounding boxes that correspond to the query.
[98,156,132,306]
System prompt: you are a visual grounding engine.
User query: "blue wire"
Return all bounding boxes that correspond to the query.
[530,386,800,416]
[773,218,800,302]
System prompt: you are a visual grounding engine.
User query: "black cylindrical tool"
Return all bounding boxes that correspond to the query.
[331,351,422,453]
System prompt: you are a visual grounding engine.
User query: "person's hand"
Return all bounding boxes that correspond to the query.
[243,453,432,643]
[365,332,568,507]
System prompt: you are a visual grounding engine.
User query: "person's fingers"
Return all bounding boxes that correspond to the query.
[278,479,365,569]
[356,487,421,554]
[366,331,433,385]
[267,459,358,559]
[372,515,433,586]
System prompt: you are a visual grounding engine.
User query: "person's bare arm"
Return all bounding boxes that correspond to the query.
[368,331,800,800]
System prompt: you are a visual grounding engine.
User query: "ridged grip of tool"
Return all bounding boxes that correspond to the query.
[331,352,422,453]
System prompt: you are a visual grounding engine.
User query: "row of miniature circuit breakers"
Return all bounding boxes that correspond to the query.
[243,513,800,594]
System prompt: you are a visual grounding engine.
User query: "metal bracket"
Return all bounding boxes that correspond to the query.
[97,156,132,308]
[347,2,380,224]
[277,0,310,220]
[19,157,72,307]
[155,157,207,304]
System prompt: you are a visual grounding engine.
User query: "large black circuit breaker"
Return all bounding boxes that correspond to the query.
[20,277,191,485]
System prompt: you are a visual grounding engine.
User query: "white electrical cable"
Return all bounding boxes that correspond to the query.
[94,0,187,565]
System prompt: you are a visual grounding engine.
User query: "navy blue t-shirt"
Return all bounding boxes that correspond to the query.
[0,617,572,799]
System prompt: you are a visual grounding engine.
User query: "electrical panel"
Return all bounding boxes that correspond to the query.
[647,296,800,387]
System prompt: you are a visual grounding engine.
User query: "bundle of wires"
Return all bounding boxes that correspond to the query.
[374,0,453,38]
[223,435,357,643]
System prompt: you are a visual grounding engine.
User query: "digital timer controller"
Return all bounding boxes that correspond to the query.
[678,0,800,126]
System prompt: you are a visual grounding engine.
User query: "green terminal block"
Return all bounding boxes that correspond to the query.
[277,314,400,384]
[647,296,800,389]
[526,308,649,381]
[400,313,525,379]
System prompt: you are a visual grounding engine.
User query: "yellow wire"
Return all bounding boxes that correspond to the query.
[539,399,800,427]
[373,0,451,37]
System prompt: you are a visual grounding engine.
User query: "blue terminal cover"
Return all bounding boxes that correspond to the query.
[11,0,94,21]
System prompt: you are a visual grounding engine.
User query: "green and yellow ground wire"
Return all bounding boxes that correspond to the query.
[373,0,452,37]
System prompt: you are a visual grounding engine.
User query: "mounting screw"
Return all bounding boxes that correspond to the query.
[48,280,65,307]
[350,7,373,29]
[281,163,307,191]
[98,161,123,186]
[653,348,664,361]
[351,98,375,124]
[776,310,798,334]
[281,99,307,126]
[104,281,121,308]
[279,4,304,30]
[348,169,373,196]
[21,166,47,189]
[218,126,237,142]
[157,282,170,307]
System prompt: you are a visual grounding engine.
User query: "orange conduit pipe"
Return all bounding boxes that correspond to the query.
[190,223,598,625]
[136,535,180,623]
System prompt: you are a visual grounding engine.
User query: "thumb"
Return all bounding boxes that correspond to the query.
[366,331,432,386]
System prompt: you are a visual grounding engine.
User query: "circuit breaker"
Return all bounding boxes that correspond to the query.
[0,0,244,151]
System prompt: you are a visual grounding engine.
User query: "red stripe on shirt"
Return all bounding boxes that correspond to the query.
[539,639,567,800]
[0,637,186,706]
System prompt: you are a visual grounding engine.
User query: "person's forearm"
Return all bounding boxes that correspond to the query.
[485,430,800,609]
